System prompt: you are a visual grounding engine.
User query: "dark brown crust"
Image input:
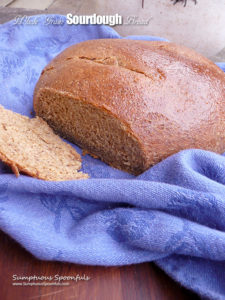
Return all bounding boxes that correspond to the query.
[34,39,225,173]
[0,150,35,179]
[0,150,87,181]
[0,152,89,180]
[0,151,20,177]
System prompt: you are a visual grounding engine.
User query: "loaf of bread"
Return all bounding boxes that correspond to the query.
[0,105,88,180]
[33,39,225,175]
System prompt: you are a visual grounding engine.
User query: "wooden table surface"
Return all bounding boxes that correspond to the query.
[0,230,199,300]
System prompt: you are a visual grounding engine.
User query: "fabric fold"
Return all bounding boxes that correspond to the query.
[0,14,225,300]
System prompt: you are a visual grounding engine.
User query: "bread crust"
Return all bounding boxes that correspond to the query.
[0,106,88,180]
[34,39,225,174]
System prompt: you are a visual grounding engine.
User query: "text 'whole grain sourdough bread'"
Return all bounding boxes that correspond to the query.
[33,39,225,175]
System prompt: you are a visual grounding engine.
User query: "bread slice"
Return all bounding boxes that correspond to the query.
[0,105,88,181]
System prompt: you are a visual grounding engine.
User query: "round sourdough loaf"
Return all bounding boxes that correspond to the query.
[33,39,225,175]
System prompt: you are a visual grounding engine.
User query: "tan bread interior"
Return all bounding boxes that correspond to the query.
[36,88,147,175]
[0,105,88,181]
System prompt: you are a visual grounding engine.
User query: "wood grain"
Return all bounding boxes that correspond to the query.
[0,230,199,300]
[0,0,15,8]
[0,7,44,24]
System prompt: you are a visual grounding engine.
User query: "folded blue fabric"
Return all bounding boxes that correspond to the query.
[0,15,225,300]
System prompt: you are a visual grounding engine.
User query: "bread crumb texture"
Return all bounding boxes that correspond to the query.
[0,105,88,181]
[34,39,225,174]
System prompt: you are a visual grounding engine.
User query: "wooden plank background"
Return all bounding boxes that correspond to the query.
[0,230,200,300]
[0,0,15,7]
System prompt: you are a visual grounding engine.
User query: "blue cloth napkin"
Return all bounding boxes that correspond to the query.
[0,14,225,300]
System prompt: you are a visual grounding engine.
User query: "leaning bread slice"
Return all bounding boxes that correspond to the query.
[0,105,88,181]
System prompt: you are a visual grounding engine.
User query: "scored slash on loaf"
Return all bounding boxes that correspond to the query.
[34,39,225,175]
[0,105,88,181]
